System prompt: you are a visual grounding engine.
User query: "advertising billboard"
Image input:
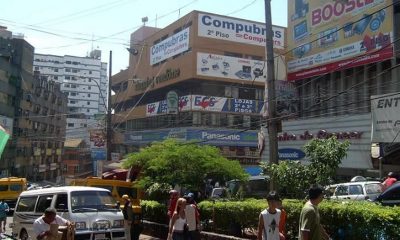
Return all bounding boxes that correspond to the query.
[150,28,190,65]
[287,0,394,81]
[371,92,400,143]
[198,13,285,49]
[146,95,265,116]
[197,53,265,82]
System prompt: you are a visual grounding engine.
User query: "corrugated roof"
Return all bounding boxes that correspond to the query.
[64,139,84,148]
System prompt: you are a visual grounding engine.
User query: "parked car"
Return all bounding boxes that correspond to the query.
[375,181,400,206]
[331,181,383,201]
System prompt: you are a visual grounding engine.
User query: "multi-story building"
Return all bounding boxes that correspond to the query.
[111,11,286,175]
[33,51,108,143]
[0,27,68,180]
[21,71,68,181]
[62,138,92,184]
[262,0,400,178]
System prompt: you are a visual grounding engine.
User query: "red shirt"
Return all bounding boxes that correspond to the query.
[168,198,177,218]
[383,177,397,189]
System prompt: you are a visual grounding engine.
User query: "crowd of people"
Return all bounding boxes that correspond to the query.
[166,185,334,240]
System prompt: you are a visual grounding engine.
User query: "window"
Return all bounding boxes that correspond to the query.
[0,185,8,191]
[88,86,91,90]
[54,76,58,80]
[34,66,39,70]
[68,123,74,127]
[87,109,90,113]
[365,184,383,194]
[72,69,78,73]
[71,92,77,96]
[88,94,91,97]
[65,68,71,72]
[70,100,76,104]
[88,78,92,82]
[65,76,70,80]
[71,84,77,88]
[348,185,363,195]
[335,185,349,196]
[66,61,71,64]
[87,101,90,105]
[16,196,37,212]
[55,194,68,212]
[54,68,58,72]
[117,187,138,199]
[89,71,92,74]
[36,195,54,213]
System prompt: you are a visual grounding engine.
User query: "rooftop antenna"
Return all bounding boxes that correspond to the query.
[91,33,94,52]
[142,17,148,26]
[155,14,157,28]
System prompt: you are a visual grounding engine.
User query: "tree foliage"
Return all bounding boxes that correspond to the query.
[304,136,350,186]
[123,139,248,193]
[262,136,350,198]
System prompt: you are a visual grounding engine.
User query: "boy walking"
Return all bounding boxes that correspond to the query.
[257,191,285,240]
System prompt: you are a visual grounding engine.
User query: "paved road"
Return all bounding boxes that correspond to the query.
[5,216,161,240]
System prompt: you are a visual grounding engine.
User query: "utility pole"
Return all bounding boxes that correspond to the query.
[107,51,112,161]
[264,0,278,190]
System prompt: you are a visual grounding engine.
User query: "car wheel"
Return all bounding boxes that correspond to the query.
[20,229,28,240]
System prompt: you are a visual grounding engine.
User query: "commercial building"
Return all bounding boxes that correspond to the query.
[33,51,108,143]
[63,138,92,184]
[111,11,287,174]
[262,0,400,177]
[0,27,68,180]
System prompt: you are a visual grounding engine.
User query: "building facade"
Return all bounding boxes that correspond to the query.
[261,0,400,178]
[111,11,286,174]
[0,27,68,180]
[63,139,92,184]
[33,52,108,143]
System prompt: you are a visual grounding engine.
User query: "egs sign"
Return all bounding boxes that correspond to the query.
[193,96,218,109]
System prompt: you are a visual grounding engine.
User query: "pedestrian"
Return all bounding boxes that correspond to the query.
[382,172,397,190]
[257,191,285,240]
[184,194,201,240]
[121,194,132,240]
[168,190,179,219]
[299,185,331,240]
[33,207,70,240]
[168,198,188,240]
[0,199,9,234]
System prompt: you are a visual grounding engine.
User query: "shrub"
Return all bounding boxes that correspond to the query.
[142,199,400,239]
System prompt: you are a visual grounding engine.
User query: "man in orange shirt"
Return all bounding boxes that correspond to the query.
[382,172,397,190]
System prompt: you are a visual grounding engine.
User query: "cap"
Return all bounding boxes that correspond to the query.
[187,192,194,198]
[388,172,395,177]
[122,194,130,200]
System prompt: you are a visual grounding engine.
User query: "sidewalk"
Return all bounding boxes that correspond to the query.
[139,234,162,240]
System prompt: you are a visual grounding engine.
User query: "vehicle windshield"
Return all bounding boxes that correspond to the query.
[365,183,383,194]
[71,190,118,212]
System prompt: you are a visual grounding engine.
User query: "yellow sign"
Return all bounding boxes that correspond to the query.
[287,0,393,80]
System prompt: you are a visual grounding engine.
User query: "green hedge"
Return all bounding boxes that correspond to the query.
[198,199,400,240]
[141,199,400,239]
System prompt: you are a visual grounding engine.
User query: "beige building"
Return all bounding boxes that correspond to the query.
[112,11,287,174]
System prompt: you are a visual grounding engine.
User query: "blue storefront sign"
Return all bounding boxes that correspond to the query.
[278,148,305,160]
[231,99,257,113]
[125,128,258,147]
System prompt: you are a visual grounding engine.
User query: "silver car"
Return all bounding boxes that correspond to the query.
[332,181,383,201]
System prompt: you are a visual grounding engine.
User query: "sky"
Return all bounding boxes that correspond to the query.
[1,0,287,74]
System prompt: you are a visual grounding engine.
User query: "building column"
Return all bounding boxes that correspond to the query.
[363,65,370,112]
[376,62,383,95]
[392,58,400,93]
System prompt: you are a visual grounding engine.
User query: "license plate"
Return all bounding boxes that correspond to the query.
[94,233,108,240]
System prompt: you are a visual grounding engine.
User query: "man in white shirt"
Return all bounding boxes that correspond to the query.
[33,207,69,240]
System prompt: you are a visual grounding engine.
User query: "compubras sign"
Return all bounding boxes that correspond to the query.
[150,28,190,65]
[198,13,284,49]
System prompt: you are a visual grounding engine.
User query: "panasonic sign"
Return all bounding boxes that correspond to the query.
[201,132,240,141]
[150,28,190,65]
[198,13,284,49]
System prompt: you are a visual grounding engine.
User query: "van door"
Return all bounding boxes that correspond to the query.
[54,194,69,219]
[14,196,38,238]
[348,184,364,200]
[334,185,350,200]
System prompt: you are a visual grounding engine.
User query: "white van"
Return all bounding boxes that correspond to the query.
[12,186,125,240]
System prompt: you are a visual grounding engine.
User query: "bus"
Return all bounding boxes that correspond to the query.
[0,177,27,213]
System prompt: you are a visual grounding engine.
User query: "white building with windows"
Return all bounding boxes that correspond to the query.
[33,51,108,141]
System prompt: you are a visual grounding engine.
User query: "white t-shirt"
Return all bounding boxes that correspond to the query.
[185,204,197,231]
[261,208,281,240]
[33,215,69,237]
